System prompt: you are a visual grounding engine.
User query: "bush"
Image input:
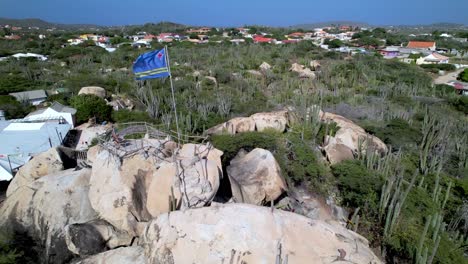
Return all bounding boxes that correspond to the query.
[458,68,468,82]
[112,109,153,123]
[420,63,456,73]
[211,131,278,163]
[449,96,468,114]
[70,94,112,124]
[0,95,34,119]
[365,118,421,152]
[279,134,328,186]
[332,160,383,210]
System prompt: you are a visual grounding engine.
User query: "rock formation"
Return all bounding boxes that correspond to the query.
[142,203,383,264]
[227,148,287,205]
[78,86,107,98]
[6,147,64,197]
[205,109,291,135]
[0,169,97,263]
[321,112,388,164]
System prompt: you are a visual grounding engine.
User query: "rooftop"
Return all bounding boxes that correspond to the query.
[9,90,47,101]
[407,41,436,49]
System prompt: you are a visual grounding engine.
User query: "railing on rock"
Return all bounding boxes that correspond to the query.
[95,122,208,158]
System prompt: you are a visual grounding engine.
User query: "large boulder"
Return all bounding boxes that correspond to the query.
[321,112,387,164]
[227,148,287,205]
[206,110,291,135]
[251,110,289,132]
[142,204,383,264]
[78,86,106,98]
[6,147,64,196]
[205,117,256,135]
[88,141,222,234]
[0,168,97,263]
[75,247,145,264]
[259,61,272,71]
[88,149,160,236]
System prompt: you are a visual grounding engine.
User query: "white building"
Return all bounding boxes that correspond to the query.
[24,102,77,128]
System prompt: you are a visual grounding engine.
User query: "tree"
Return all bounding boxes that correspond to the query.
[70,94,112,124]
[324,39,344,48]
[457,68,468,82]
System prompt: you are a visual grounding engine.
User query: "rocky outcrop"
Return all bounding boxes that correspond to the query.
[259,61,272,71]
[205,109,291,135]
[321,112,387,164]
[290,63,316,79]
[75,247,145,264]
[142,203,383,264]
[88,141,223,235]
[0,169,97,263]
[6,147,64,197]
[78,86,107,98]
[251,110,289,132]
[227,148,287,205]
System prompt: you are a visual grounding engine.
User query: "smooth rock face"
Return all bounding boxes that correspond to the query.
[225,117,256,134]
[142,204,383,264]
[205,110,290,135]
[88,150,159,236]
[75,247,146,264]
[78,86,106,98]
[321,112,387,164]
[0,169,97,263]
[251,110,289,132]
[227,148,287,205]
[6,147,64,196]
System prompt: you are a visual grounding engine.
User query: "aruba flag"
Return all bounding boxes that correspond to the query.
[133,49,170,80]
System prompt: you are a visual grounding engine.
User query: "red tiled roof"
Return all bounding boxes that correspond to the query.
[254,36,273,43]
[407,41,436,48]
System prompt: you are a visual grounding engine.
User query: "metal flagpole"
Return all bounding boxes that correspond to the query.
[164,46,181,143]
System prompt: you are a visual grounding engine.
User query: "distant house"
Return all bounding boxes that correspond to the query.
[379,47,400,58]
[4,35,21,40]
[407,41,436,51]
[417,52,449,65]
[287,32,305,39]
[24,102,77,128]
[9,90,48,106]
[253,36,274,43]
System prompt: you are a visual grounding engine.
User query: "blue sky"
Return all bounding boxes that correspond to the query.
[1,0,467,26]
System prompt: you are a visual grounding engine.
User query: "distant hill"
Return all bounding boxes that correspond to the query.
[291,21,371,30]
[0,17,105,30]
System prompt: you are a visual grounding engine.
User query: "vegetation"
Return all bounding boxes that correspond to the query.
[69,94,112,124]
[0,24,467,264]
[458,68,468,82]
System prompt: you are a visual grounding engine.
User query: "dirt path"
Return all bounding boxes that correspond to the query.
[434,68,464,84]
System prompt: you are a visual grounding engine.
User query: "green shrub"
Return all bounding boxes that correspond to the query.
[280,134,328,187]
[420,63,456,73]
[332,160,383,210]
[365,118,421,152]
[211,131,278,163]
[457,68,468,82]
[0,95,34,119]
[70,94,112,124]
[0,230,21,264]
[112,109,153,123]
[449,96,468,114]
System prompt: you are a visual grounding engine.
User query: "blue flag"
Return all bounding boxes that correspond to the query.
[133,49,170,80]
